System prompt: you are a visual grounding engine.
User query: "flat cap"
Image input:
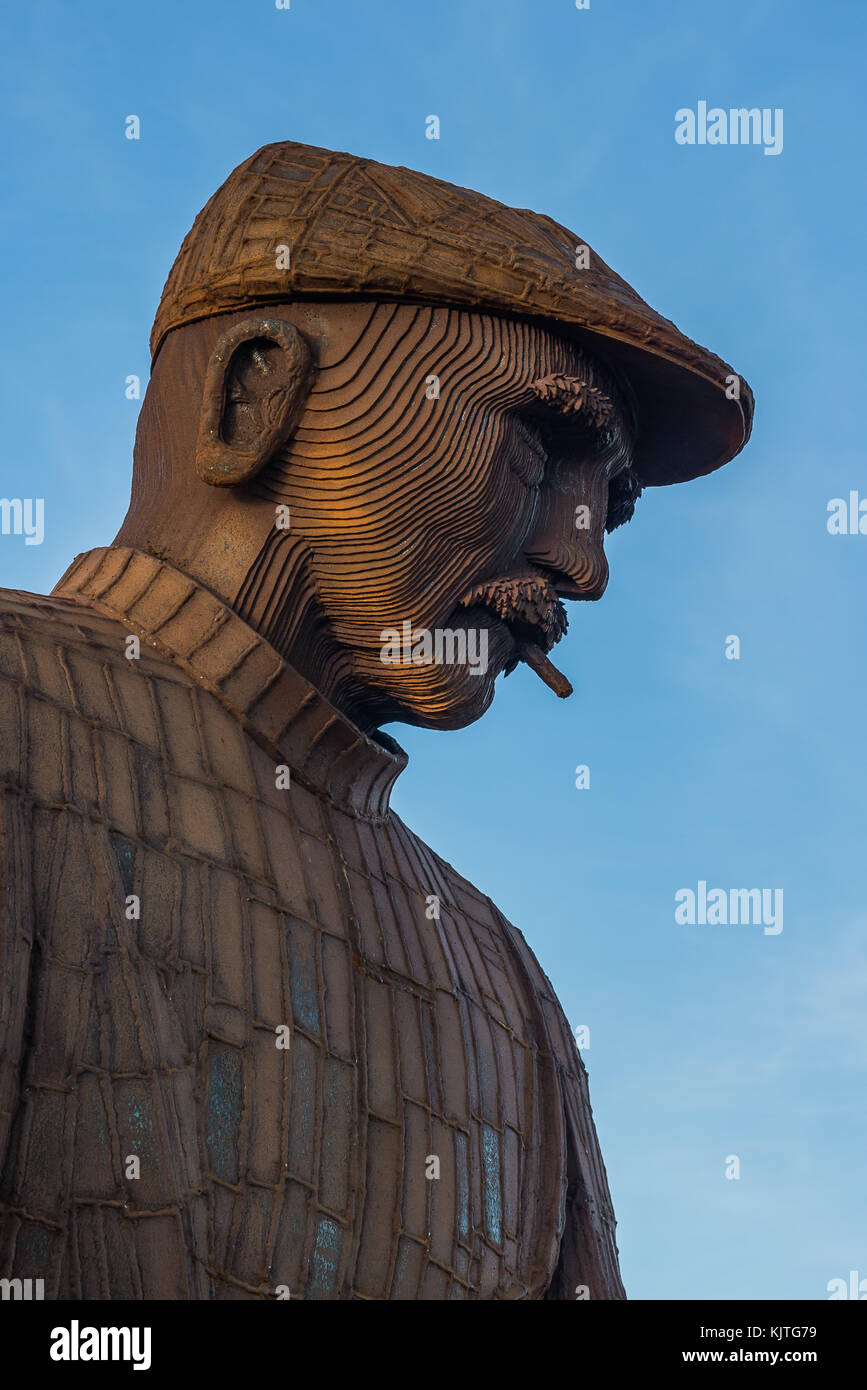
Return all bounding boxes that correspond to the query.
[152,140,753,486]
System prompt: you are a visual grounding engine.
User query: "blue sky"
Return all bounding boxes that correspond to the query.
[1,0,865,1299]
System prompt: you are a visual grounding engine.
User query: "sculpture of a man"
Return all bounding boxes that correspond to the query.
[0,141,751,1300]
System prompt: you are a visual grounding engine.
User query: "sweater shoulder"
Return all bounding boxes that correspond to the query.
[0,585,192,692]
[0,586,197,795]
[387,809,580,1062]
[0,585,143,662]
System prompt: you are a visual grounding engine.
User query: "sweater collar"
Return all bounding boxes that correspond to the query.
[54,546,407,820]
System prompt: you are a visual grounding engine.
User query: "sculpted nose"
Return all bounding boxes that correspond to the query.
[523,476,610,600]
[526,540,609,600]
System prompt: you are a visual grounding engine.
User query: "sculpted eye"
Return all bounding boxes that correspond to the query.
[605,465,643,532]
[510,414,548,486]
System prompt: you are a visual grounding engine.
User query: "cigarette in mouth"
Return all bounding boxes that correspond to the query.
[519,642,573,698]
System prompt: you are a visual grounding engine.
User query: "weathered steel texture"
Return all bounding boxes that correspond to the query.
[0,139,754,1300]
[0,551,622,1298]
[151,139,752,486]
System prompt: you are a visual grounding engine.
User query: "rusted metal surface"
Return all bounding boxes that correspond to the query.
[0,140,753,1299]
[151,139,752,486]
[0,551,622,1297]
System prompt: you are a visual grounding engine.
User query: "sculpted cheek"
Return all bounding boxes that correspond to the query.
[237,305,612,730]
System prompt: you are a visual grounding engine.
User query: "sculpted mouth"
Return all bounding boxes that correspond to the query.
[458,570,574,699]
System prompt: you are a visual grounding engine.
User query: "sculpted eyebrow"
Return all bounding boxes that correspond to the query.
[529,372,615,430]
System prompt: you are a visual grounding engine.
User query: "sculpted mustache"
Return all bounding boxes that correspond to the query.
[457,574,568,650]
[458,573,573,700]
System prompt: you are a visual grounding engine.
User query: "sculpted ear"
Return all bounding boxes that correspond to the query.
[195,317,314,487]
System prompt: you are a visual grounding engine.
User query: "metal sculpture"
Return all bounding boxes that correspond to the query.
[0,141,752,1299]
